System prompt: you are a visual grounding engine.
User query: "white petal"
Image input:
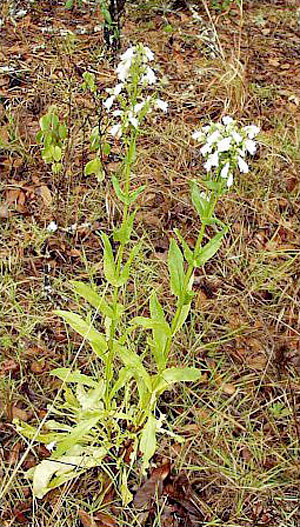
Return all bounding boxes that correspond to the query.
[120,46,136,61]
[231,130,243,144]
[155,99,168,112]
[243,125,260,139]
[205,151,219,171]
[192,130,204,141]
[47,221,58,233]
[238,156,249,173]
[103,95,115,111]
[220,162,229,179]
[222,116,234,126]
[143,45,154,61]
[207,130,221,145]
[200,143,212,156]
[227,173,233,187]
[110,123,122,138]
[143,66,157,85]
[245,139,256,155]
[134,101,146,114]
[129,113,139,128]
[217,137,232,152]
[116,60,132,82]
[113,83,123,96]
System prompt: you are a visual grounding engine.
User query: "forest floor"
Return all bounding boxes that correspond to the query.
[0,0,300,526]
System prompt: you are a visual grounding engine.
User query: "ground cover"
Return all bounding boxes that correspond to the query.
[0,1,300,525]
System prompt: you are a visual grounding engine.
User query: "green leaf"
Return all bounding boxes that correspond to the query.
[59,124,67,140]
[112,175,129,205]
[140,415,157,472]
[53,146,62,162]
[162,367,202,384]
[65,0,74,8]
[174,228,194,265]
[110,368,133,399]
[121,469,133,506]
[190,180,207,220]
[116,345,152,392]
[150,293,169,369]
[195,227,227,267]
[55,310,108,358]
[51,368,98,387]
[71,281,115,319]
[119,243,141,285]
[101,233,119,286]
[85,157,104,181]
[39,115,50,132]
[168,239,184,298]
[113,210,136,245]
[54,416,101,457]
[129,185,146,204]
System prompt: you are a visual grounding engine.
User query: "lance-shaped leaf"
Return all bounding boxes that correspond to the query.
[113,210,136,245]
[150,293,170,369]
[174,228,194,265]
[54,415,101,458]
[168,239,185,298]
[51,368,98,387]
[55,310,107,359]
[195,227,227,267]
[101,233,119,286]
[71,281,115,319]
[115,344,152,392]
[140,414,157,473]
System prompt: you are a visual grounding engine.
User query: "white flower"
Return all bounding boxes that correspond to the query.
[220,162,230,179]
[47,221,58,233]
[227,173,233,187]
[222,116,234,126]
[231,130,243,144]
[192,130,204,141]
[113,83,123,96]
[142,66,157,85]
[155,98,168,112]
[200,143,212,156]
[238,156,249,173]
[143,45,154,61]
[134,100,146,114]
[120,46,136,61]
[207,130,221,145]
[243,125,260,139]
[202,125,211,133]
[110,123,122,138]
[217,136,232,152]
[128,112,139,128]
[204,151,219,171]
[117,59,132,82]
[245,139,256,155]
[103,95,115,111]
[112,110,123,117]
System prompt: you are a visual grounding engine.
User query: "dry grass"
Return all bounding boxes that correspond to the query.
[0,0,300,525]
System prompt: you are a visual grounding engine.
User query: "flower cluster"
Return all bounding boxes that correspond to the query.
[103,43,168,138]
[192,116,260,188]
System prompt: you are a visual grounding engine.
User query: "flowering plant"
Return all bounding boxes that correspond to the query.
[192,115,260,190]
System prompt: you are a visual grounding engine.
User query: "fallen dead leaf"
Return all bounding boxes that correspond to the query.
[79,510,97,527]
[38,185,53,207]
[222,383,236,395]
[133,462,170,509]
[12,406,29,421]
[246,354,267,370]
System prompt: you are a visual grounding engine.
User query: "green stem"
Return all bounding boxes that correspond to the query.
[105,130,137,407]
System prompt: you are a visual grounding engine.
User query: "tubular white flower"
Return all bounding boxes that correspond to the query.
[110,123,122,138]
[204,151,219,171]
[238,156,249,173]
[220,162,230,179]
[217,137,232,152]
[192,130,205,141]
[222,116,234,126]
[227,173,234,187]
[200,143,212,156]
[142,66,157,85]
[207,130,221,145]
[103,95,115,111]
[155,98,168,112]
[120,46,135,61]
[128,112,139,128]
[143,45,154,61]
[47,221,58,233]
[231,130,243,144]
[243,125,260,139]
[245,139,256,155]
